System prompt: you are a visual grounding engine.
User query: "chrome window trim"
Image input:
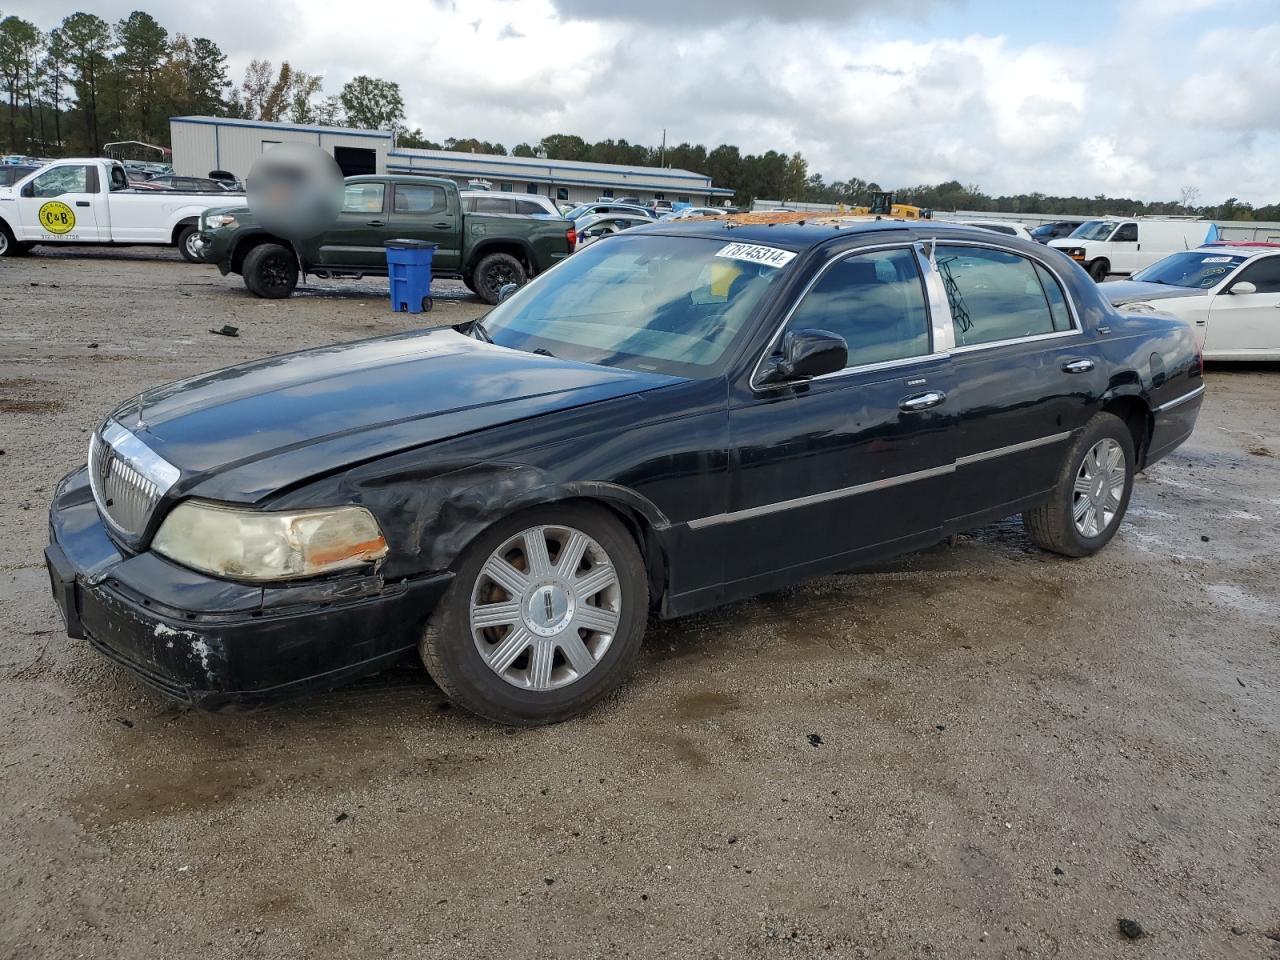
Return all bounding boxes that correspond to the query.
[950,329,1082,353]
[749,241,939,393]
[1154,384,1205,412]
[955,431,1071,467]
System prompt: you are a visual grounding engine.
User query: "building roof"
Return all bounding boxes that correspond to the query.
[170,115,393,139]
[389,147,707,181]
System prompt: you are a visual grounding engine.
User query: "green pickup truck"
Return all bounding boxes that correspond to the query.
[196,174,576,304]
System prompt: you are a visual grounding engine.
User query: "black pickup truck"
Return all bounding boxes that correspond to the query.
[195,174,575,303]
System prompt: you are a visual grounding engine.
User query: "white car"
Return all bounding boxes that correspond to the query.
[659,206,728,221]
[1102,243,1280,360]
[573,212,654,247]
[953,219,1034,241]
[459,191,563,218]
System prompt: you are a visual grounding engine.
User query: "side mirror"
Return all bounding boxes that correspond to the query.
[1228,280,1257,295]
[758,329,848,386]
[497,282,519,303]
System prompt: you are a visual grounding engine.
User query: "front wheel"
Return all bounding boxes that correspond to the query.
[242,242,299,298]
[176,225,202,263]
[1022,412,1135,557]
[0,223,28,257]
[420,503,648,725]
[472,252,526,305]
[1087,258,1110,282]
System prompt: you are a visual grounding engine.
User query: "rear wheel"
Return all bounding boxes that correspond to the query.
[472,252,526,305]
[1087,258,1110,282]
[242,243,298,298]
[420,503,648,725]
[176,225,202,263]
[1022,412,1135,557]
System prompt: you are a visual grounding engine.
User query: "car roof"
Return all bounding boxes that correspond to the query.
[626,213,1010,251]
[1193,243,1280,257]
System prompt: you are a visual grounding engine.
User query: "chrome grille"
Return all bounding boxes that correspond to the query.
[88,421,180,540]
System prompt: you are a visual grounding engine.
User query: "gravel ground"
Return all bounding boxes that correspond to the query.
[1,247,1278,959]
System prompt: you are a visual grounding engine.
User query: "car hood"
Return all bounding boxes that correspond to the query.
[112,328,683,500]
[1101,280,1209,306]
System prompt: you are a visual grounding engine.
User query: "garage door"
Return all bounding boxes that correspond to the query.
[334,146,377,177]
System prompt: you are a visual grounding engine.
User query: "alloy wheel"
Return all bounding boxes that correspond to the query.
[470,524,621,691]
[1072,438,1126,538]
[262,254,292,292]
[0,231,8,256]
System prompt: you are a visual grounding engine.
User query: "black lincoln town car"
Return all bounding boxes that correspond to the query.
[45,218,1204,724]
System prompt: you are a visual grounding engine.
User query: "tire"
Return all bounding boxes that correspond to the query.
[0,222,16,257]
[176,225,202,263]
[242,243,298,298]
[471,252,526,305]
[420,503,649,725]
[1087,259,1110,282]
[1022,412,1135,557]
[462,272,477,295]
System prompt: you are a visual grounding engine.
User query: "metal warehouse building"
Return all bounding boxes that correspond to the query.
[386,148,735,207]
[169,116,393,179]
[169,116,733,206]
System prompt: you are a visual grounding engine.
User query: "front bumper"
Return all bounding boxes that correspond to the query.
[46,468,452,709]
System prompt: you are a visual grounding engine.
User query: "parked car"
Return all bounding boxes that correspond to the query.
[659,206,728,221]
[561,201,656,222]
[1101,243,1280,359]
[45,220,1203,724]
[574,212,655,246]
[0,158,248,262]
[133,174,243,193]
[197,174,576,303]
[0,163,40,187]
[1050,218,1214,281]
[1029,220,1086,244]
[954,219,1034,241]
[460,191,564,218]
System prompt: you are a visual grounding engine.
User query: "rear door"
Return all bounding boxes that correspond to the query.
[1206,254,1280,354]
[313,181,389,269]
[934,242,1102,528]
[14,163,104,242]
[720,244,956,587]
[386,181,462,271]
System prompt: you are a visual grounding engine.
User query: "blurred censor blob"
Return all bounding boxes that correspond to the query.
[246,143,344,241]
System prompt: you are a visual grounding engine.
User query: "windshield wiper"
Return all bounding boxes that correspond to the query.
[470,319,494,343]
[532,347,556,358]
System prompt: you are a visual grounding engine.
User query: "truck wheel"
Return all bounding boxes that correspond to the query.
[0,223,28,257]
[1022,412,1135,557]
[1087,259,1110,282]
[462,272,477,295]
[472,252,526,305]
[242,243,298,298]
[176,225,202,264]
[420,503,648,726]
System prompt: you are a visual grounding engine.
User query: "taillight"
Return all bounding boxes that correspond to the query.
[566,226,577,252]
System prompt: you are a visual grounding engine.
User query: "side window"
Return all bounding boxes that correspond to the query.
[1113,223,1138,242]
[556,187,569,201]
[1034,262,1075,332]
[109,167,129,192]
[475,196,512,214]
[342,183,385,214]
[935,245,1059,347]
[1233,256,1280,294]
[28,165,92,198]
[783,247,931,368]
[515,199,546,215]
[393,184,446,214]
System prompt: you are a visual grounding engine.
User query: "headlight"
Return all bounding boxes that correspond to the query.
[152,502,387,581]
[1064,247,1085,259]
[206,214,237,228]
[1119,302,1157,313]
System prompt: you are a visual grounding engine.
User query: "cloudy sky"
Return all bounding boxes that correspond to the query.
[9,0,1280,203]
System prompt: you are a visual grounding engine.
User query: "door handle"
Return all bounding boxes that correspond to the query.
[1061,358,1095,373]
[75,201,91,207]
[899,390,946,412]
[432,222,450,229]
[366,220,384,226]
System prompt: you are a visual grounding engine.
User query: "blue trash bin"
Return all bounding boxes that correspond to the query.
[384,239,437,314]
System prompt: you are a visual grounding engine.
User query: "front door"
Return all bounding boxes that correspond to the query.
[932,242,1100,526]
[311,181,390,269]
[719,245,955,590]
[1206,255,1280,355]
[1107,221,1141,274]
[16,164,103,242]
[386,181,462,272]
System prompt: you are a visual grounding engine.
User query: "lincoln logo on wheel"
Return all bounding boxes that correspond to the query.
[38,201,76,235]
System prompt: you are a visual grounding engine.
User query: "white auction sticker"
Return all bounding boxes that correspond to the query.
[1201,256,1233,263]
[715,242,797,268]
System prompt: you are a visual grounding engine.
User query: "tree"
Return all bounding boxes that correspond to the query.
[397,127,440,150]
[538,133,590,161]
[60,12,114,154]
[113,11,168,141]
[0,16,41,152]
[43,27,68,150]
[286,71,324,124]
[339,75,404,130]
[511,142,537,157]
[237,58,273,119]
[1180,185,1201,212]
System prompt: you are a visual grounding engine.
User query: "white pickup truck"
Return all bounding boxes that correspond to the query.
[0,157,237,262]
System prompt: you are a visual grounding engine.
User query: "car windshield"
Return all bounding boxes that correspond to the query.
[561,204,595,220]
[1070,220,1119,241]
[1131,251,1247,288]
[480,234,792,377]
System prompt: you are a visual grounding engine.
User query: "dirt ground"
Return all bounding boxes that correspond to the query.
[1,247,1278,960]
